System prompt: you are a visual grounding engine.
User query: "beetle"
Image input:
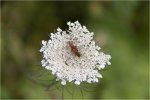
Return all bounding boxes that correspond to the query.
[67,41,81,57]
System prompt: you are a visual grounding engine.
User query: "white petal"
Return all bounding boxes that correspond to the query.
[61,80,66,85]
[107,61,111,65]
[57,27,62,32]
[75,81,80,85]
[97,73,103,78]
[67,21,71,25]
[94,78,98,82]
[99,65,105,69]
[42,40,47,45]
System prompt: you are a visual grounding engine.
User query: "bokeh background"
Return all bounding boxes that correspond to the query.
[1,1,149,99]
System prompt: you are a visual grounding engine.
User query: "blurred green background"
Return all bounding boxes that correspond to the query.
[1,1,149,99]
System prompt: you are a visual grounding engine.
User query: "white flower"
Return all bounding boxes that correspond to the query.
[40,21,111,85]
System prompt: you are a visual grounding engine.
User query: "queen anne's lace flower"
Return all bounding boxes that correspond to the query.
[40,21,111,85]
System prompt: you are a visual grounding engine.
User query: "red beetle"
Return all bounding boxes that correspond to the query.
[67,41,81,57]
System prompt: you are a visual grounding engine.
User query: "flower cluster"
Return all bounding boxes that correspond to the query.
[40,21,111,85]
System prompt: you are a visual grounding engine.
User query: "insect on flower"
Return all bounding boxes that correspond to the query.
[40,21,111,86]
[67,41,81,57]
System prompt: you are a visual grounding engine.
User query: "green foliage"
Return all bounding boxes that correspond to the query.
[1,1,149,99]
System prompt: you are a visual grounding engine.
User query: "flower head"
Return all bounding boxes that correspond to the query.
[40,21,111,85]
